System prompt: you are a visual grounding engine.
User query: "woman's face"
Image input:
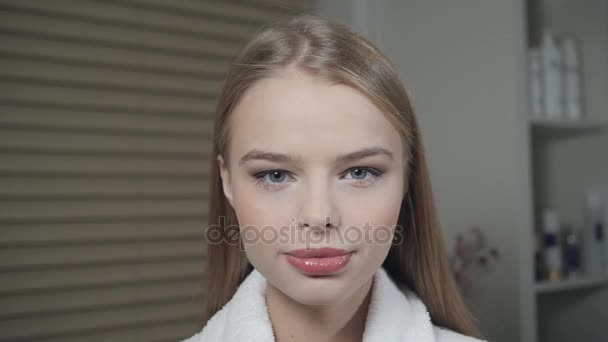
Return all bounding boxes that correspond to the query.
[217,68,407,306]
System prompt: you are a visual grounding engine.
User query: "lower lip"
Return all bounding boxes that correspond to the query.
[286,252,353,276]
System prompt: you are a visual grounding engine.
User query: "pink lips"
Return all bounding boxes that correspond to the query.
[285,248,353,276]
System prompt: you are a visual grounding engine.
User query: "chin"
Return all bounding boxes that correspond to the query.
[289,289,345,306]
[285,273,353,306]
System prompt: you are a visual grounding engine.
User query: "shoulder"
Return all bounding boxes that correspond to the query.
[433,325,488,342]
[393,278,487,342]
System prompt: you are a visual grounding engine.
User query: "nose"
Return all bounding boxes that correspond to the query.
[298,178,340,231]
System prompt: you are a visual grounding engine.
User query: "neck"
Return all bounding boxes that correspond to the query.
[265,275,374,342]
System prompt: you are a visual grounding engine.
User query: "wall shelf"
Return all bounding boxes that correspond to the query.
[530,118,607,130]
[535,275,608,294]
[530,118,607,139]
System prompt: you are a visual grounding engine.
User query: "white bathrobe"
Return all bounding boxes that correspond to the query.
[183,266,487,342]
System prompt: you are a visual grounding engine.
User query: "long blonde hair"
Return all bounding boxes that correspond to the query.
[204,14,483,339]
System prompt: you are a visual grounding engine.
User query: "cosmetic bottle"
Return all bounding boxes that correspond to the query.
[583,190,605,277]
[543,209,562,281]
[563,225,581,279]
[559,34,583,121]
[541,31,563,119]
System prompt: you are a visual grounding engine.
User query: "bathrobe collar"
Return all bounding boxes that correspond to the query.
[185,266,479,342]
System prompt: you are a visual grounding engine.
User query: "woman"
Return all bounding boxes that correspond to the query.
[185,14,486,342]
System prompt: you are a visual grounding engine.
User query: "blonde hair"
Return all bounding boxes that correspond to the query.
[204,14,483,339]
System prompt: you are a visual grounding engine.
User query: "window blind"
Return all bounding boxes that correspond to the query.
[0,0,310,340]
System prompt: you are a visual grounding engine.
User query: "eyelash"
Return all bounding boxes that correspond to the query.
[252,167,385,191]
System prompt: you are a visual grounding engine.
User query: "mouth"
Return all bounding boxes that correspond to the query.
[285,248,353,276]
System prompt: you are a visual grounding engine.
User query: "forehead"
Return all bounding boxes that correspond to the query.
[229,70,403,164]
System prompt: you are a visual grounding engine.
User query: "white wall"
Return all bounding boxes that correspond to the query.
[313,1,533,342]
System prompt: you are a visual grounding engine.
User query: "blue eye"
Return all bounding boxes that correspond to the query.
[349,168,370,180]
[252,170,292,191]
[252,167,384,191]
[265,171,287,183]
[344,167,385,186]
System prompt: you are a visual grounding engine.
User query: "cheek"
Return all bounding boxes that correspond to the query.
[339,182,404,255]
[233,198,294,236]
[231,176,292,226]
[343,180,404,229]
[231,179,294,263]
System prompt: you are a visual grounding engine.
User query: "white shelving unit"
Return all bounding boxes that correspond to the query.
[525,1,608,341]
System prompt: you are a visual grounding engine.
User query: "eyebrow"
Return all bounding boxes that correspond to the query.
[238,146,394,166]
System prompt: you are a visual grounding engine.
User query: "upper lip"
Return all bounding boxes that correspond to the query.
[286,248,351,258]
